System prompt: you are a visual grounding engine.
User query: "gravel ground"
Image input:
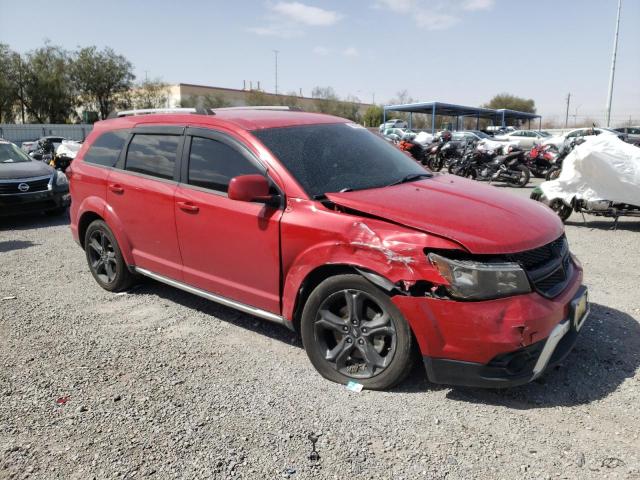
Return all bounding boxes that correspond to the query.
[1,179,639,479]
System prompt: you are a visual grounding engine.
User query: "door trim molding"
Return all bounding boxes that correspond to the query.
[134,267,291,329]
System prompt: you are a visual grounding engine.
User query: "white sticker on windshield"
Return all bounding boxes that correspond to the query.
[346,123,365,130]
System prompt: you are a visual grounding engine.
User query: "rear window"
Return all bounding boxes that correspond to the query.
[84,130,129,167]
[125,134,180,180]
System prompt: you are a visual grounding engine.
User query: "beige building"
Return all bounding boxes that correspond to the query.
[165,83,373,117]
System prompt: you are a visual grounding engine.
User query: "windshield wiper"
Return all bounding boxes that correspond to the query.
[387,173,431,187]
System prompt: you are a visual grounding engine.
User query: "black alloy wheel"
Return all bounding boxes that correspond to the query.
[315,289,396,378]
[84,220,135,292]
[301,274,413,390]
[87,229,118,284]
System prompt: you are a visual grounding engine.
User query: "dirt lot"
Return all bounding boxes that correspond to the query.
[1,179,639,479]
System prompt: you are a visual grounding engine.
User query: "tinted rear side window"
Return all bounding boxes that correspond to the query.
[84,130,129,167]
[188,137,261,192]
[125,134,180,180]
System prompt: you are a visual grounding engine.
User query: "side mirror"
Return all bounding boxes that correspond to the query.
[228,174,279,206]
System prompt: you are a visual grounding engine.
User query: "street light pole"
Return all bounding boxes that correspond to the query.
[605,0,622,127]
[273,50,279,95]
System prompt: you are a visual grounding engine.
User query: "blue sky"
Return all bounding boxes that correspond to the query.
[1,0,639,125]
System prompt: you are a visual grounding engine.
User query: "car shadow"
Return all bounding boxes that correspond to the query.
[565,218,640,232]
[0,211,69,231]
[127,280,303,348]
[125,281,639,405]
[0,239,38,253]
[437,303,639,408]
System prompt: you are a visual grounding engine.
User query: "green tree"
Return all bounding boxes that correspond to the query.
[72,46,135,119]
[130,78,170,109]
[483,93,536,113]
[180,94,231,109]
[11,44,77,123]
[245,89,270,106]
[0,44,19,122]
[275,91,300,109]
[363,105,383,127]
[311,86,361,122]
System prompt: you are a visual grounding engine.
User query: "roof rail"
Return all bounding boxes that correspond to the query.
[109,107,214,118]
[213,106,303,112]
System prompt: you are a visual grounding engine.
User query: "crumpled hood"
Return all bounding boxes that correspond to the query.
[326,175,563,254]
[0,160,54,180]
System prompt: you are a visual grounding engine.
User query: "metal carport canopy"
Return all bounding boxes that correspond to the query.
[495,109,542,130]
[383,101,499,134]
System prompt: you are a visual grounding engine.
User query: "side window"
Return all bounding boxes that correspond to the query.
[83,130,129,167]
[188,136,262,193]
[125,134,180,180]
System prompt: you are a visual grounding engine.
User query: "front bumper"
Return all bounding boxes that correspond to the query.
[392,263,587,388]
[0,189,70,217]
[423,285,589,388]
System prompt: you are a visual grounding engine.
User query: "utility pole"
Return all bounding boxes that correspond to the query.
[605,0,622,127]
[273,50,279,95]
[564,93,571,128]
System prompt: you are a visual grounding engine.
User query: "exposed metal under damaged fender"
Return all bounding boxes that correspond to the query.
[280,198,463,321]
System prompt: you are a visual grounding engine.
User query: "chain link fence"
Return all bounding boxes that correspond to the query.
[0,124,94,145]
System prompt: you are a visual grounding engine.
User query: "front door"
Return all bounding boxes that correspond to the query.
[106,127,184,280]
[174,129,282,314]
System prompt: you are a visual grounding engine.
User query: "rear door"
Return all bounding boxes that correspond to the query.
[174,127,282,313]
[106,126,185,280]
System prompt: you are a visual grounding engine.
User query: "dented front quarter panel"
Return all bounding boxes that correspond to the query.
[280,198,462,321]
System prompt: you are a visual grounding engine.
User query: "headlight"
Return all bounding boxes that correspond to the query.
[428,253,531,300]
[54,170,68,187]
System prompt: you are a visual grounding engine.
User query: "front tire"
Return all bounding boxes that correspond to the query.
[84,220,135,292]
[550,199,572,222]
[301,274,414,390]
[508,165,530,187]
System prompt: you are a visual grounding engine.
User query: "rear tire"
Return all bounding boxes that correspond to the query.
[84,220,135,292]
[301,274,414,390]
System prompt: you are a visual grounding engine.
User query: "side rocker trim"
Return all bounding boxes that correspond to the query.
[134,267,292,330]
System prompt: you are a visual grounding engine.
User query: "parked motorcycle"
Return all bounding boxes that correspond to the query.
[450,142,530,187]
[527,144,558,178]
[543,138,586,180]
[531,135,639,226]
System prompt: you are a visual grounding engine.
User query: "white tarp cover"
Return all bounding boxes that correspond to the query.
[56,140,82,159]
[540,135,640,206]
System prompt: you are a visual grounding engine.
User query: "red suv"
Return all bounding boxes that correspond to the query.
[69,108,588,390]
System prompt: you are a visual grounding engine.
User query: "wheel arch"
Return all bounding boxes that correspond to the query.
[78,211,104,249]
[289,264,399,333]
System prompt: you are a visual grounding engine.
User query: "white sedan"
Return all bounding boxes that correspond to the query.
[542,127,624,149]
[494,130,551,148]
